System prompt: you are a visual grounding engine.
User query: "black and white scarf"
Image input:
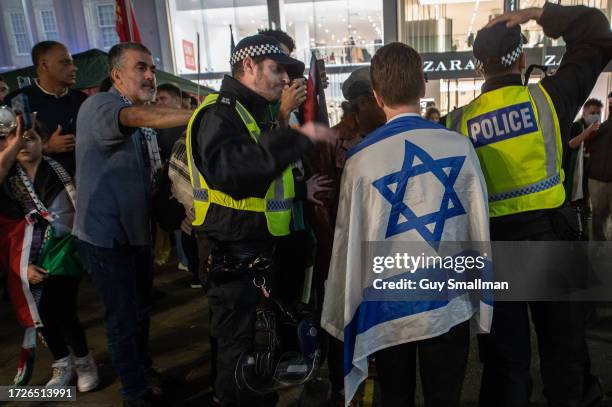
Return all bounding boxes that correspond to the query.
[118,93,163,187]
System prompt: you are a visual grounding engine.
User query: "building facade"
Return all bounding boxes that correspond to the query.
[0,0,173,74]
[0,0,611,119]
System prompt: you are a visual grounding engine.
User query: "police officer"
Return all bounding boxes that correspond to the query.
[446,4,612,406]
[186,34,330,407]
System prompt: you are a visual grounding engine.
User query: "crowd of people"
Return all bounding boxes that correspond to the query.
[1,3,612,407]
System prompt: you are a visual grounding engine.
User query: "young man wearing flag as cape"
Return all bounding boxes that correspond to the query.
[321,43,492,407]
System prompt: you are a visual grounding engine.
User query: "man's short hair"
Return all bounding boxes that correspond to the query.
[157,83,181,99]
[370,42,424,107]
[257,29,295,53]
[231,55,266,79]
[108,42,152,74]
[608,91,612,98]
[31,41,65,67]
[584,98,603,110]
[425,106,441,119]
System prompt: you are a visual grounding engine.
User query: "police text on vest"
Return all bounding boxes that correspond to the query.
[467,102,538,147]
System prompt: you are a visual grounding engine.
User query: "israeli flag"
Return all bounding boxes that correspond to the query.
[321,114,493,405]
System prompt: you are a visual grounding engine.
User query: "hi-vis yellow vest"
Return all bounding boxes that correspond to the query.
[185,93,295,236]
[447,83,565,218]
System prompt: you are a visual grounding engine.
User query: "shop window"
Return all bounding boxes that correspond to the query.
[167,0,269,74]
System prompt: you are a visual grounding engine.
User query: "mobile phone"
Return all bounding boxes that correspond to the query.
[11,93,32,130]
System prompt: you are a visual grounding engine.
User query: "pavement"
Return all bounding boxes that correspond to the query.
[1,262,612,407]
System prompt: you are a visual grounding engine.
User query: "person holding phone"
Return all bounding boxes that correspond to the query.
[0,115,99,391]
[4,41,86,176]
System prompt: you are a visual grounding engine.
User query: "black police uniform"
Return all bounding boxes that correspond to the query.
[471,4,612,407]
[191,73,312,407]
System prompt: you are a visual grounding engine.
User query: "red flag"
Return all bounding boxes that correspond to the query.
[115,0,142,43]
[302,52,329,125]
[0,215,41,329]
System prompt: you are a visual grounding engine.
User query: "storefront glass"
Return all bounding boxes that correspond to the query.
[167,0,269,75]
[282,0,383,66]
[401,0,504,53]
[167,0,383,75]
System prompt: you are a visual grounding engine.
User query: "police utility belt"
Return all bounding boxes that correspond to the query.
[209,245,273,294]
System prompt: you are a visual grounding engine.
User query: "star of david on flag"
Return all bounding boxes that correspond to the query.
[373,140,466,247]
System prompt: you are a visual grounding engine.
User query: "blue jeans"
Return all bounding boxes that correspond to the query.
[77,241,153,400]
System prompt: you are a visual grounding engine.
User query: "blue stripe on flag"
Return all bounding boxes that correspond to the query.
[343,300,448,376]
[342,255,495,376]
[346,116,448,161]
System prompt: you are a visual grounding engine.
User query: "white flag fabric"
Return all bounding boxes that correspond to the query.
[320,114,493,404]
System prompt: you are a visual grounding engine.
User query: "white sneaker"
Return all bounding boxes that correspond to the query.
[74,353,99,392]
[178,262,189,272]
[46,356,74,387]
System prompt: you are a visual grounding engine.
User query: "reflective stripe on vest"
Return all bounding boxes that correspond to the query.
[186,93,295,236]
[446,83,565,217]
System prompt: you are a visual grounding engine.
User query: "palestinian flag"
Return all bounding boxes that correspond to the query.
[0,215,41,385]
[302,52,329,126]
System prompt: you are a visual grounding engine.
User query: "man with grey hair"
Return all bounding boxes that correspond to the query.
[74,42,192,406]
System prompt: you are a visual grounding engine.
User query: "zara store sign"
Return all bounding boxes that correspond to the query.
[421,47,564,80]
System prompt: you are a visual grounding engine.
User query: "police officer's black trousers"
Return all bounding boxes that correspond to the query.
[479,213,598,407]
[205,247,278,407]
[374,320,470,407]
[478,300,595,407]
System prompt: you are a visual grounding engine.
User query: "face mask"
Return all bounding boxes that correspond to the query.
[584,113,601,126]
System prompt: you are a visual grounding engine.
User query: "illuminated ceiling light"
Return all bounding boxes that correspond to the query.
[318,23,322,27]
[250,19,255,24]
[352,30,357,34]
[348,24,352,28]
[325,29,329,33]
[336,39,341,43]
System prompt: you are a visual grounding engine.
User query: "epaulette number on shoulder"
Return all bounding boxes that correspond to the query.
[216,93,236,109]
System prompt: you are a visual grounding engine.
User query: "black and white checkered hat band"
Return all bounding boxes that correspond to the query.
[500,43,523,66]
[474,42,523,69]
[230,44,283,65]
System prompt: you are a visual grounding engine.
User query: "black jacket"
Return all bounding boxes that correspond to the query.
[4,82,87,175]
[478,3,612,235]
[192,75,312,243]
